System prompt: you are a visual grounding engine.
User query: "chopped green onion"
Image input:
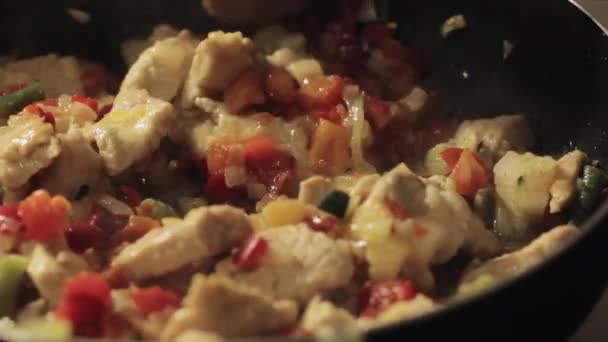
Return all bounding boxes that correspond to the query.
[0,82,45,117]
[0,255,28,317]
[319,190,350,218]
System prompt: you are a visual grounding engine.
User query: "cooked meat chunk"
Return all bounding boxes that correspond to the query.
[40,128,102,199]
[0,54,83,97]
[0,114,61,188]
[461,224,579,284]
[88,89,176,175]
[300,297,358,337]
[120,31,197,101]
[549,150,587,214]
[27,245,88,305]
[216,224,355,304]
[202,0,311,24]
[181,31,255,107]
[452,114,534,162]
[351,164,500,290]
[112,206,251,281]
[163,275,298,339]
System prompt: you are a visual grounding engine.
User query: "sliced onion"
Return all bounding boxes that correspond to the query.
[343,85,377,174]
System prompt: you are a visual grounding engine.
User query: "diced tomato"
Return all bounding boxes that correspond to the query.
[265,67,298,104]
[18,190,70,242]
[365,95,391,129]
[243,135,278,170]
[130,286,181,316]
[445,149,489,197]
[65,220,105,254]
[233,235,268,271]
[359,280,417,317]
[304,215,339,233]
[205,171,239,204]
[362,23,394,46]
[299,75,345,110]
[55,272,112,337]
[384,198,409,220]
[0,205,22,235]
[118,185,143,208]
[0,83,26,96]
[24,104,56,128]
[224,69,266,114]
[207,138,236,175]
[72,94,99,112]
[120,216,160,243]
[81,63,109,97]
[103,266,128,289]
[440,147,464,171]
[314,104,347,124]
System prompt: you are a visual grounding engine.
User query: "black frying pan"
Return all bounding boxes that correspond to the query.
[2,0,608,340]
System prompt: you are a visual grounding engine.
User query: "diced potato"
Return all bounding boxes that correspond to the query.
[351,203,393,244]
[261,199,317,228]
[309,119,351,176]
[287,59,324,85]
[366,237,410,280]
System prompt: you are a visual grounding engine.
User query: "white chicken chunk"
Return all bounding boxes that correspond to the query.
[0,114,61,188]
[452,114,534,162]
[216,224,355,304]
[88,89,176,175]
[112,206,251,281]
[181,31,255,107]
[119,31,198,101]
[0,54,83,97]
[40,128,102,199]
[26,245,88,305]
[300,297,358,337]
[549,150,587,214]
[162,275,298,340]
[461,224,578,284]
[351,164,500,290]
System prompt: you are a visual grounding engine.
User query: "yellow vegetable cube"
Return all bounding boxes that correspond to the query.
[261,199,317,228]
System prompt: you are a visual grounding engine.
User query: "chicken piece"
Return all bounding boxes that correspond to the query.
[549,150,587,214]
[216,224,355,304]
[452,114,534,162]
[300,297,358,337]
[120,31,198,102]
[0,54,82,97]
[162,275,298,340]
[39,128,102,200]
[0,114,61,189]
[350,164,500,290]
[461,224,579,284]
[112,206,251,281]
[88,89,176,175]
[181,31,255,107]
[358,294,438,330]
[202,0,311,24]
[26,245,88,305]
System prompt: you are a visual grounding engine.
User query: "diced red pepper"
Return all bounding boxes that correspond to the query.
[118,185,143,208]
[362,23,394,46]
[265,67,298,104]
[97,103,113,121]
[364,95,391,129]
[119,216,160,243]
[384,198,410,220]
[233,235,268,271]
[442,149,489,197]
[314,104,347,124]
[359,280,417,317]
[299,75,345,110]
[243,135,279,170]
[18,190,70,242]
[129,286,181,316]
[0,205,22,235]
[55,272,112,337]
[72,94,99,112]
[205,171,239,204]
[0,83,26,96]
[206,137,237,175]
[24,104,56,128]
[224,69,266,114]
[65,220,105,254]
[103,266,128,289]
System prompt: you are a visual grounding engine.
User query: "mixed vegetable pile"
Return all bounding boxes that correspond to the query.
[0,1,606,341]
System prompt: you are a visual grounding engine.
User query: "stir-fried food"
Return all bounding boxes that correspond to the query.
[0,2,605,341]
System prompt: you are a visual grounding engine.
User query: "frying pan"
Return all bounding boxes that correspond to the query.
[2,0,608,340]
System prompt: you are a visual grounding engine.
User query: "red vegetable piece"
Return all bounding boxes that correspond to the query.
[359,280,417,317]
[65,220,105,254]
[130,286,181,316]
[120,216,160,243]
[118,185,143,208]
[72,94,99,112]
[314,104,347,124]
[304,215,339,233]
[265,67,298,104]
[0,205,22,235]
[440,147,465,171]
[299,75,345,110]
[205,171,239,204]
[447,149,489,197]
[55,272,112,337]
[24,104,56,128]
[18,190,70,242]
[233,235,268,271]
